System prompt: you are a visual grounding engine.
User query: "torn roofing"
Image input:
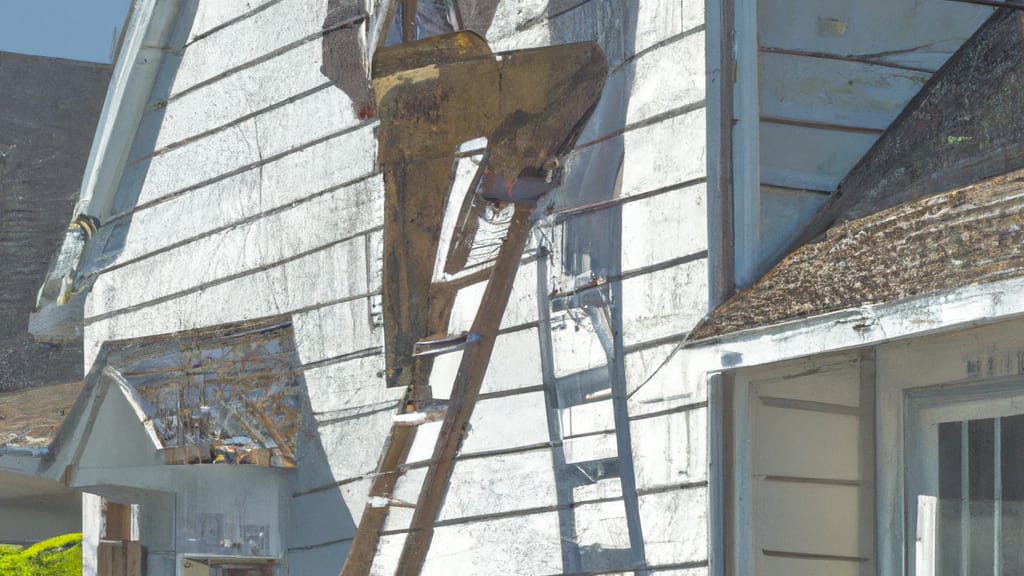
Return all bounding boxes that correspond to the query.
[787,8,1024,253]
[104,318,304,468]
[0,381,84,449]
[690,167,1024,340]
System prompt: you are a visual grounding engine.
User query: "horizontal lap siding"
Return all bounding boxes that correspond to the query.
[746,353,875,576]
[86,4,391,561]
[83,0,711,573]
[85,0,378,363]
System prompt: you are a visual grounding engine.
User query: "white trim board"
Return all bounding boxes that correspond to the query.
[685,274,1024,380]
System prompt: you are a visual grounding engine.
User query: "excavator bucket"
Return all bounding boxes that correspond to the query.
[371,30,606,391]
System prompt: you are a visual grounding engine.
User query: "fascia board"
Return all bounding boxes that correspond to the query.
[684,275,1024,378]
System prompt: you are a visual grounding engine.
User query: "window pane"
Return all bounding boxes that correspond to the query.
[969,419,995,574]
[1002,415,1024,572]
[937,422,962,575]
[969,419,995,500]
[939,421,962,499]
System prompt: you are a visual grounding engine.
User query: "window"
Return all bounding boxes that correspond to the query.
[906,381,1024,575]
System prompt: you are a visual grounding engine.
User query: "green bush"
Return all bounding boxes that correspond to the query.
[0,533,82,576]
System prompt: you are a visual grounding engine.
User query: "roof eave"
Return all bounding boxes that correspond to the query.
[683,275,1024,375]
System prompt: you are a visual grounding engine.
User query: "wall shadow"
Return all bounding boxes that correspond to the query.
[540,1,642,573]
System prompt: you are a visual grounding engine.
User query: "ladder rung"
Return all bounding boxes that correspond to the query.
[412,332,481,357]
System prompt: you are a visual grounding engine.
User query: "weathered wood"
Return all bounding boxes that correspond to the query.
[104,502,134,541]
[691,167,1024,339]
[337,30,606,575]
[98,540,143,576]
[171,0,328,96]
[339,425,417,576]
[371,31,607,390]
[394,203,533,574]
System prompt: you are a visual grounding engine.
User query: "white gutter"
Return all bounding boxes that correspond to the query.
[30,0,188,342]
[683,275,1024,381]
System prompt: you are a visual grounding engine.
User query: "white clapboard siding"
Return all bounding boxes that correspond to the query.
[315,408,396,482]
[759,121,878,192]
[761,53,930,132]
[574,500,634,570]
[303,357,395,417]
[112,127,378,265]
[422,513,565,576]
[626,342,708,417]
[172,0,328,96]
[621,258,708,347]
[746,352,875,576]
[428,326,546,401]
[758,0,992,72]
[557,106,706,212]
[128,88,357,207]
[563,432,619,466]
[631,407,708,489]
[639,488,708,566]
[577,30,706,145]
[447,259,540,332]
[188,0,282,43]
[155,40,333,150]
[489,0,701,69]
[621,183,707,272]
[88,179,382,314]
[292,296,382,364]
[562,398,616,438]
[83,235,369,364]
[460,392,551,454]
[760,185,829,264]
[439,450,558,520]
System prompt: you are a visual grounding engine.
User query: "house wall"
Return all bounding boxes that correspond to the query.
[72,377,292,575]
[875,317,1024,575]
[716,314,1024,576]
[79,0,710,574]
[730,351,875,576]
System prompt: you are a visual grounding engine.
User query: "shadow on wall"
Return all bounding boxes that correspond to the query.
[318,1,639,573]
[288,376,358,575]
[537,1,643,573]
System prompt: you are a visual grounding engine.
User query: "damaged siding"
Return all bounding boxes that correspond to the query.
[80,0,709,574]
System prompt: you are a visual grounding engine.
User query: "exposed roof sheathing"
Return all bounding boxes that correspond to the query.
[103,320,304,467]
[691,168,1024,340]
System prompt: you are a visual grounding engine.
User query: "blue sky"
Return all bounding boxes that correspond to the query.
[0,0,133,63]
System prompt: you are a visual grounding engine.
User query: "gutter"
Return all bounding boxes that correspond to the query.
[683,275,1024,380]
[30,0,192,344]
